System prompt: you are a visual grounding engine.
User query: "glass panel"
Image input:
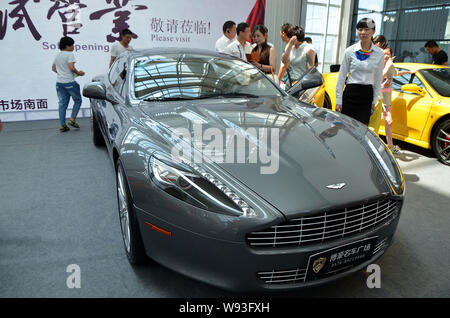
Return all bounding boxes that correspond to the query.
[309,34,323,61]
[379,11,399,41]
[355,0,385,13]
[352,0,450,71]
[133,54,283,100]
[324,35,337,63]
[392,41,435,63]
[411,74,424,89]
[420,68,450,97]
[392,70,410,91]
[398,7,449,41]
[384,0,401,11]
[305,4,326,34]
[109,56,127,95]
[355,0,400,11]
[402,0,446,9]
[327,6,341,35]
[330,0,341,6]
[323,63,332,73]
[307,0,327,4]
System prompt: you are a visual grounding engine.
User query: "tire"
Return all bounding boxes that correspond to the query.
[323,92,332,110]
[431,119,450,166]
[116,160,148,265]
[91,111,105,147]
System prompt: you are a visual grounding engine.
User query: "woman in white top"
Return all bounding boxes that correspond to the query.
[52,36,85,132]
[281,26,315,89]
[335,18,384,125]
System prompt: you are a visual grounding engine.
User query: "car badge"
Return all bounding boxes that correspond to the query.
[326,183,346,190]
[313,257,327,274]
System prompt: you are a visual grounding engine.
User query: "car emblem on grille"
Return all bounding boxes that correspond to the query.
[326,183,346,189]
[313,257,327,274]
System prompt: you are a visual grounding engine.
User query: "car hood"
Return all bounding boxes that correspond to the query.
[138,96,390,217]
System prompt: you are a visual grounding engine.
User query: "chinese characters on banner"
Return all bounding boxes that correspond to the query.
[0,0,42,40]
[0,0,259,122]
[1,0,149,41]
[90,0,148,42]
[1,99,48,111]
[151,18,211,35]
[47,0,87,36]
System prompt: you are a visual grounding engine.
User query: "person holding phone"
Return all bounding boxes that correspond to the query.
[215,21,236,53]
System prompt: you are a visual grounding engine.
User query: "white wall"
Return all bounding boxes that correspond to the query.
[265,0,303,73]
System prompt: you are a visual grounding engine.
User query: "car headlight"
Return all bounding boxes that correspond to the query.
[149,153,256,217]
[365,131,404,195]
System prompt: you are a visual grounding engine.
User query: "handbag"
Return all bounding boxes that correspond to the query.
[368,99,383,136]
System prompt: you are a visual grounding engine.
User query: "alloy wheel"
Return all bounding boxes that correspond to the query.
[435,120,450,165]
[117,167,131,253]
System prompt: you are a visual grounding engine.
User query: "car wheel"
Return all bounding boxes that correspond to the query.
[323,92,332,110]
[91,111,105,147]
[432,119,450,166]
[116,160,148,264]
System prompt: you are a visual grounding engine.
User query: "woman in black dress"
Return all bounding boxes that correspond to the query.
[335,18,384,125]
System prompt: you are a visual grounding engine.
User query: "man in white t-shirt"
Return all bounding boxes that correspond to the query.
[223,22,253,61]
[215,21,236,52]
[110,28,134,67]
[52,36,85,132]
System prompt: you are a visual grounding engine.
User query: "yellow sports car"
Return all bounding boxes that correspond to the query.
[314,63,450,165]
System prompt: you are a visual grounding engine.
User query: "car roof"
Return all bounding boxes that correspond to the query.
[123,48,236,61]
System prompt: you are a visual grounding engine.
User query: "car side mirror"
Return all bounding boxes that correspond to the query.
[401,84,426,97]
[287,67,324,98]
[83,82,106,100]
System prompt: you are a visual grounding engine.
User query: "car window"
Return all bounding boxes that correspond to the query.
[392,69,410,91]
[420,68,450,97]
[109,56,128,96]
[410,73,424,88]
[132,53,284,101]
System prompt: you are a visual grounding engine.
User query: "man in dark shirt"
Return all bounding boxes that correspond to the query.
[424,40,448,66]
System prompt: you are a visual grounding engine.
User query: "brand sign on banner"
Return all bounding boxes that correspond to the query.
[0,0,265,122]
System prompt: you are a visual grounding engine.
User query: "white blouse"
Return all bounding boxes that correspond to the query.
[335,41,384,105]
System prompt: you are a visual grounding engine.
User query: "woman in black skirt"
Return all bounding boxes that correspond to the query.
[335,18,384,125]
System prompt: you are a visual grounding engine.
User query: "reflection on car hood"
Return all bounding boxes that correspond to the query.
[138,96,390,216]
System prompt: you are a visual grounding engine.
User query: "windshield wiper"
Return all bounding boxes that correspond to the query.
[143,96,196,102]
[143,93,260,102]
[196,93,260,99]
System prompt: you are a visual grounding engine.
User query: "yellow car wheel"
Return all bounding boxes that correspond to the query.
[432,118,450,166]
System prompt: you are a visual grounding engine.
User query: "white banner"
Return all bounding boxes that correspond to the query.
[0,0,257,122]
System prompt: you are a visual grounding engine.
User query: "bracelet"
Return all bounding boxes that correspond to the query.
[260,63,263,70]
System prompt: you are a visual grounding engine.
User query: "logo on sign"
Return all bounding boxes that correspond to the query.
[312,257,327,274]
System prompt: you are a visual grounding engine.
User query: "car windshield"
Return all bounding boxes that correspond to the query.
[419,68,450,97]
[133,53,284,101]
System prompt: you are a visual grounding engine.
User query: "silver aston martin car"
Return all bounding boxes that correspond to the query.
[83,48,405,292]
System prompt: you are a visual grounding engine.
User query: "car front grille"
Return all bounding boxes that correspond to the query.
[258,268,307,285]
[258,238,391,286]
[247,198,399,248]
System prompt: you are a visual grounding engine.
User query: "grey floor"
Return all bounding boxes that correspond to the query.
[0,118,449,298]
